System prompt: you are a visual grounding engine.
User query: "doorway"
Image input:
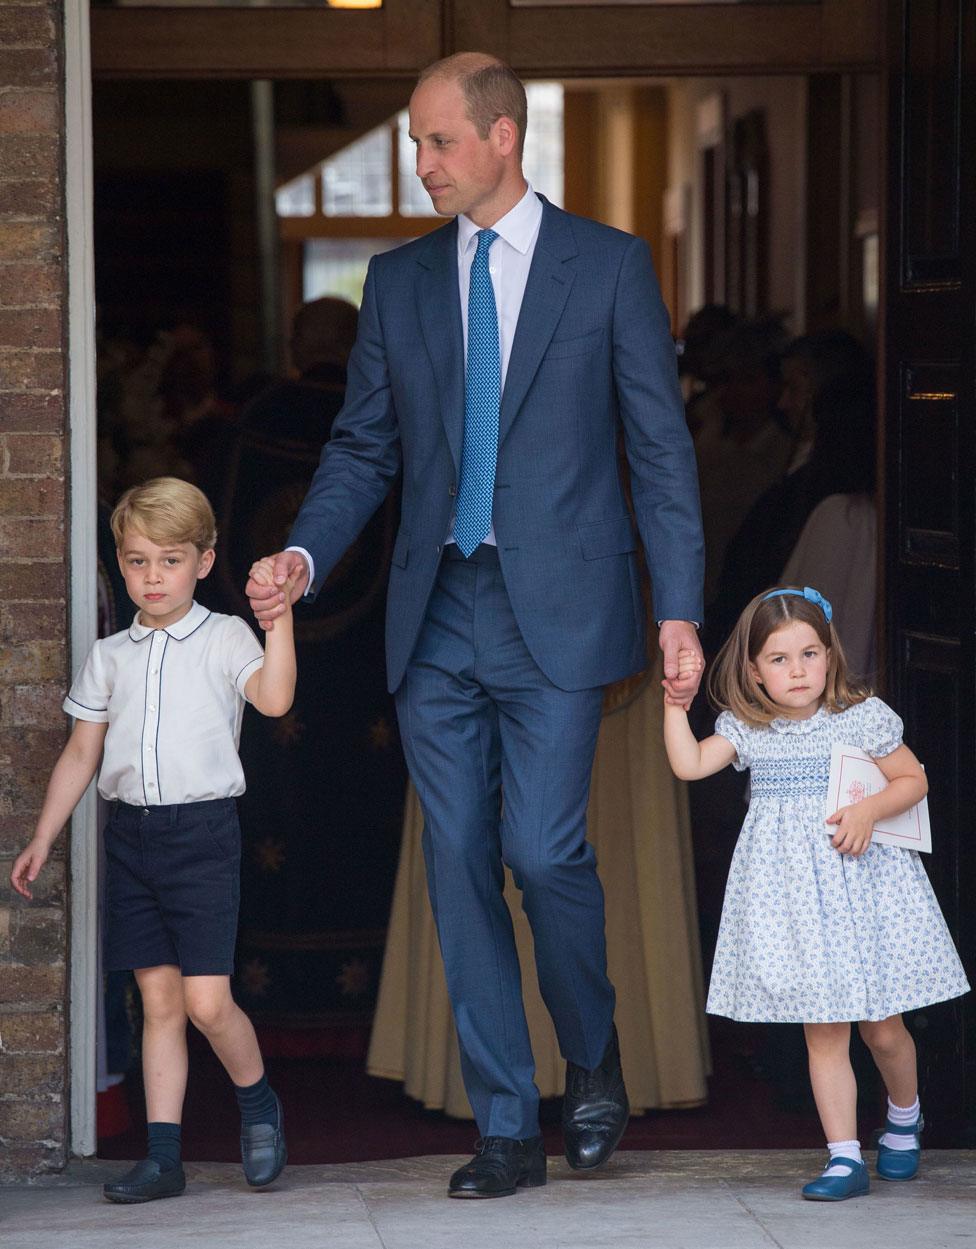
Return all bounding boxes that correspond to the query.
[78,62,901,1164]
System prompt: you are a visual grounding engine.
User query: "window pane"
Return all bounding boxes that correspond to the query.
[523,83,563,208]
[322,124,393,217]
[397,110,440,218]
[304,238,407,307]
[275,173,316,219]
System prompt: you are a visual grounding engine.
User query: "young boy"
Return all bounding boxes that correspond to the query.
[10,477,296,1203]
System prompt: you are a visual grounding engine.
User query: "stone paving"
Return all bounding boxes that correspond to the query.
[2,1151,974,1249]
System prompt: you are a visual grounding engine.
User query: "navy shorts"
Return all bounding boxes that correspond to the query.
[103,798,241,976]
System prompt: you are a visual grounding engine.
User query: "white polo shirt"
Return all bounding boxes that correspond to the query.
[64,601,264,806]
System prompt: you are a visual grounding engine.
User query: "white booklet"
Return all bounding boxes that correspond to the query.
[825,743,932,853]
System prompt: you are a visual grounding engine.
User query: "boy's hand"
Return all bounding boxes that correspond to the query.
[825,804,874,856]
[249,560,300,621]
[276,572,300,616]
[10,840,50,900]
[248,557,279,589]
[246,550,309,632]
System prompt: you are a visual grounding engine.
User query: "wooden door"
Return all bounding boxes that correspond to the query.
[883,0,975,1144]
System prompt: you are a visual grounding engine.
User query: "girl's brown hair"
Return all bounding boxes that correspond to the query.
[707,587,870,726]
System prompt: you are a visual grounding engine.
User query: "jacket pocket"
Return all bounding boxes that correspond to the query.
[391,529,410,568]
[577,515,639,560]
[543,328,604,361]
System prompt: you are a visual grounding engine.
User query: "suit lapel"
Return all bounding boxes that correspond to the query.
[498,200,577,448]
[416,221,465,474]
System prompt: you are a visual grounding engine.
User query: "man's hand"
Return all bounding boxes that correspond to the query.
[245,550,309,631]
[659,620,704,709]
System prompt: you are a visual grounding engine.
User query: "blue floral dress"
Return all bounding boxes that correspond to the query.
[707,697,970,1023]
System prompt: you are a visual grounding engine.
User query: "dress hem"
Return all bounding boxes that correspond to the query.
[706,984,970,1025]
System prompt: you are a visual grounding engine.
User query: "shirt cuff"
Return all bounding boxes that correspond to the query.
[235,655,265,700]
[63,695,109,723]
[657,621,701,628]
[285,545,315,595]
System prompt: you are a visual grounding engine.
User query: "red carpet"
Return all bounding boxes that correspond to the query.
[97,1017,895,1164]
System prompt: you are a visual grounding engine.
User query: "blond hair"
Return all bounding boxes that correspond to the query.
[708,587,870,727]
[418,52,527,159]
[111,477,217,553]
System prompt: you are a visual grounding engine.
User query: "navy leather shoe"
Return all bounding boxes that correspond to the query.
[103,1158,186,1204]
[876,1113,923,1181]
[801,1156,869,1201]
[448,1135,547,1198]
[241,1092,287,1187]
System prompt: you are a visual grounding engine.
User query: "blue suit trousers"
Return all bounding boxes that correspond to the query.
[395,544,615,1138]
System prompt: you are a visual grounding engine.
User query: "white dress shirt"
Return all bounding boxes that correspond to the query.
[64,601,264,806]
[290,183,543,582]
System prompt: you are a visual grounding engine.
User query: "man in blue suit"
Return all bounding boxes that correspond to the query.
[247,53,705,1197]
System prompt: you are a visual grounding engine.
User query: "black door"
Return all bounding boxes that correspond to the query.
[884,0,975,1144]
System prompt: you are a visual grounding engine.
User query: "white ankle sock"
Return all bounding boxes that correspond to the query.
[824,1139,862,1175]
[880,1097,921,1150]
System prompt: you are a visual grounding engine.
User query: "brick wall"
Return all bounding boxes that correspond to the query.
[0,0,71,1180]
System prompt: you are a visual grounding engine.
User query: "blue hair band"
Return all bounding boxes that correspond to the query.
[762,586,833,623]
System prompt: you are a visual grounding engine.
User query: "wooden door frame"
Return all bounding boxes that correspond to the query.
[90,0,883,80]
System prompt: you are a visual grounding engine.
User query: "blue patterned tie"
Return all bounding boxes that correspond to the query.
[454,228,500,557]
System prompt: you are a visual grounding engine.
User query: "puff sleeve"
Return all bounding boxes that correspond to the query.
[856,697,904,759]
[715,711,751,771]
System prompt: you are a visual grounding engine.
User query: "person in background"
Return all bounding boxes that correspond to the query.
[704,330,875,655]
[677,303,740,440]
[694,317,793,606]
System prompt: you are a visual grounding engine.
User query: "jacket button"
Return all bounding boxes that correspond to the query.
[448,483,457,497]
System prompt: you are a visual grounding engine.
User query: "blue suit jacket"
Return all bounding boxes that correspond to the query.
[289,197,704,693]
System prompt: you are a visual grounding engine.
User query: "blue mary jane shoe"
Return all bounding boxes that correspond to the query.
[876,1114,923,1181]
[801,1157,869,1201]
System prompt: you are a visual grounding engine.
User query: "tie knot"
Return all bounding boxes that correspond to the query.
[476,228,498,254]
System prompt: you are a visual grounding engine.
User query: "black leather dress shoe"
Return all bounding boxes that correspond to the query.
[448,1135,547,1198]
[562,1023,629,1170]
[241,1092,287,1187]
[103,1158,186,1204]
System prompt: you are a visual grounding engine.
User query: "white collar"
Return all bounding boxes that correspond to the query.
[457,183,542,258]
[128,600,211,643]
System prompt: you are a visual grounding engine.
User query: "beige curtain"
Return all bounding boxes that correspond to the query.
[367,652,710,1117]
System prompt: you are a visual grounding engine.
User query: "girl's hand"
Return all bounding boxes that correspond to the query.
[825,804,874,856]
[663,647,704,706]
[10,840,50,900]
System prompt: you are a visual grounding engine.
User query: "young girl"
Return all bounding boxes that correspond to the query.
[663,586,969,1201]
